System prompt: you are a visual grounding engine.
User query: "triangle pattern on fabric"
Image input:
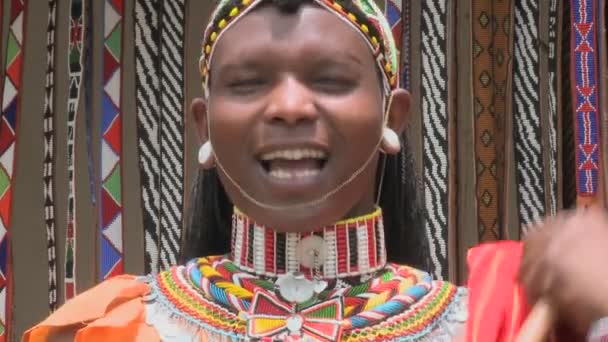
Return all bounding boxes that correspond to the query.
[103,48,119,84]
[0,118,15,153]
[0,144,15,179]
[104,113,121,152]
[101,140,119,180]
[104,2,120,37]
[0,287,5,323]
[2,80,16,113]
[101,187,121,228]
[0,168,9,201]
[111,0,124,15]
[7,52,22,88]
[101,94,118,133]
[10,12,24,45]
[102,213,123,252]
[10,0,24,23]
[100,237,121,278]
[0,237,7,278]
[5,33,19,71]
[0,187,11,229]
[105,24,122,61]
[105,67,121,108]
[103,164,122,205]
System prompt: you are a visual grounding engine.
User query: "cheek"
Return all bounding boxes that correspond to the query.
[325,94,383,146]
[207,102,255,158]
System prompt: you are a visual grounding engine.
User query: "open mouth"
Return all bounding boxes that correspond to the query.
[259,148,329,181]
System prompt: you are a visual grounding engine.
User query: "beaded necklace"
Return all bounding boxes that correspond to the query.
[144,209,461,341]
[147,257,458,341]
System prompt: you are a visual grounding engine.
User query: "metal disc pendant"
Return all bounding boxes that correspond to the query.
[276,272,315,303]
[286,315,304,333]
[297,235,326,268]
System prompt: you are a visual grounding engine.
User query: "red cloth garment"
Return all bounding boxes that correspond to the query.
[466,241,531,342]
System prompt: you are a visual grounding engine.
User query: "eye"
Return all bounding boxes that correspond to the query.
[227,77,268,95]
[311,74,356,94]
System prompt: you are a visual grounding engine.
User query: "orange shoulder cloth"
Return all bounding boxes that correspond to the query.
[465,241,531,342]
[23,275,160,342]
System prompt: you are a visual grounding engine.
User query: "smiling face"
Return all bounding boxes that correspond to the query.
[193,3,409,232]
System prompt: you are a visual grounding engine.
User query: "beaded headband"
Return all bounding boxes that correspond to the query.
[199,0,401,97]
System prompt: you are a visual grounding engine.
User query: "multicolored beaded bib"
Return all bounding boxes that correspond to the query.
[145,256,460,341]
[142,208,461,341]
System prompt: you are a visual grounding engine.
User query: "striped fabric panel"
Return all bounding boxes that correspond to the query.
[421,0,449,280]
[158,0,186,270]
[561,0,577,208]
[135,0,186,273]
[547,0,559,215]
[42,0,58,312]
[134,0,161,274]
[513,0,546,226]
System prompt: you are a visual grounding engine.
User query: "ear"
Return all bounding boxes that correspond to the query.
[191,97,208,144]
[385,88,411,135]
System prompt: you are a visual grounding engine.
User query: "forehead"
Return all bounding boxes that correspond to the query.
[210,5,374,69]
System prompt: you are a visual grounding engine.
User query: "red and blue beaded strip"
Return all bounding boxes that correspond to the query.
[571,0,601,198]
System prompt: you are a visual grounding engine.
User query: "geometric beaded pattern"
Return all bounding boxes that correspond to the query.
[43,0,58,312]
[147,258,459,341]
[0,1,26,339]
[64,0,85,301]
[199,0,401,97]
[230,207,386,279]
[99,0,124,281]
[571,0,601,196]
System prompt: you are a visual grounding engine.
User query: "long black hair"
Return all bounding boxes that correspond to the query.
[181,0,430,271]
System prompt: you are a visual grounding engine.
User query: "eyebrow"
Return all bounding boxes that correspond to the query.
[213,49,366,77]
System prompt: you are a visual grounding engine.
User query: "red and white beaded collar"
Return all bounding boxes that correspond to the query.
[229,207,387,279]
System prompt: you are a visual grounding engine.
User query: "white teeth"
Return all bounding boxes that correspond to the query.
[269,169,320,180]
[261,149,327,161]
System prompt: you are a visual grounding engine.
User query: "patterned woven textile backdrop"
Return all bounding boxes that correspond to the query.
[1,0,606,340]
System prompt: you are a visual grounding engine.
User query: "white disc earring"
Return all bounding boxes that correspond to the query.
[198,141,215,168]
[380,127,401,154]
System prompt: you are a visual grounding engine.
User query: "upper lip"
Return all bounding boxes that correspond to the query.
[255,141,330,160]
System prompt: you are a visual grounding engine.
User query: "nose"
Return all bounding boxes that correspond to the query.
[264,76,318,125]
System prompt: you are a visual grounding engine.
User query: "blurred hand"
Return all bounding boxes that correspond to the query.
[518,208,608,334]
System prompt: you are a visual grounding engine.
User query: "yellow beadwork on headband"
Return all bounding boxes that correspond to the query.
[199,0,400,97]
